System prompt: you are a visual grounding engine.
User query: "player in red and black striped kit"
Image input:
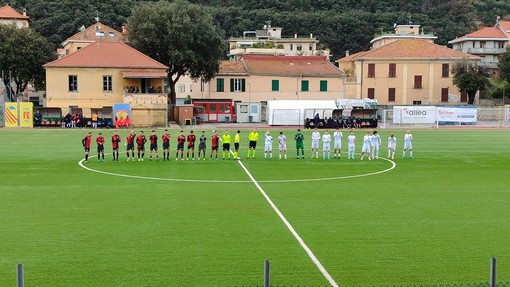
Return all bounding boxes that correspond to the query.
[209,130,219,160]
[111,130,121,161]
[176,130,186,161]
[186,130,196,160]
[162,129,171,160]
[136,131,147,161]
[149,130,159,161]
[96,132,105,162]
[82,132,93,163]
[126,131,136,161]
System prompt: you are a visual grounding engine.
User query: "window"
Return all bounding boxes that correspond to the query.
[102,75,112,92]
[296,44,302,51]
[441,88,449,102]
[461,92,468,102]
[68,75,78,92]
[368,63,375,78]
[216,78,224,92]
[309,44,313,51]
[290,44,293,51]
[442,63,449,78]
[272,80,279,91]
[209,103,217,113]
[388,88,396,102]
[414,75,422,89]
[301,80,309,92]
[499,42,505,49]
[109,32,115,37]
[320,80,328,92]
[389,63,396,78]
[230,78,246,92]
[480,41,486,48]
[413,101,422,105]
[367,88,375,99]
[178,84,185,93]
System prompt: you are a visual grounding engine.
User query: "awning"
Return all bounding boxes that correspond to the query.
[122,71,167,79]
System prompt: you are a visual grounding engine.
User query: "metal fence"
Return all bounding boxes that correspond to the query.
[230,282,510,287]
[381,106,510,128]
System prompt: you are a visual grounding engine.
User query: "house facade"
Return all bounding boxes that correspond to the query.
[0,4,30,28]
[228,24,330,60]
[197,55,345,103]
[338,39,478,106]
[44,42,168,126]
[449,19,510,72]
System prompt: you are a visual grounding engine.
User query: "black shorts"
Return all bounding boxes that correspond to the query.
[223,143,230,151]
[112,147,119,151]
[249,141,257,149]
[163,142,170,150]
[97,145,104,152]
[177,143,184,151]
[234,143,240,150]
[211,146,218,151]
[137,146,145,152]
[127,144,134,150]
[150,144,158,151]
[187,144,195,150]
[84,147,90,152]
[199,143,206,150]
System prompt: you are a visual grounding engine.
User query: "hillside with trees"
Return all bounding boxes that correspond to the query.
[2,0,510,59]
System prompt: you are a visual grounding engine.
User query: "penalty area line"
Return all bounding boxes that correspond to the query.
[235,159,339,287]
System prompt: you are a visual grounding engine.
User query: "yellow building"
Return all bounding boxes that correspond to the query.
[199,55,345,103]
[44,41,168,127]
[337,39,479,106]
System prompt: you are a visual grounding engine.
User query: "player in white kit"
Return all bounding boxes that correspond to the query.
[403,130,413,159]
[333,128,343,159]
[264,131,273,159]
[347,131,356,159]
[370,130,382,159]
[361,131,372,160]
[311,128,321,159]
[322,130,331,160]
[387,134,396,159]
[278,131,287,159]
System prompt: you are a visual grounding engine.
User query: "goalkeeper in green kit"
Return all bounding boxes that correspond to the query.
[294,129,305,159]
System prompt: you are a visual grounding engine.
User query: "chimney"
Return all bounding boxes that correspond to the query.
[310,33,313,39]
[22,8,27,16]
[346,50,350,57]
[294,33,297,39]
[122,25,128,34]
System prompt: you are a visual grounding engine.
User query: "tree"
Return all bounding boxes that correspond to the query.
[452,59,490,105]
[498,47,510,83]
[127,0,225,106]
[0,24,56,101]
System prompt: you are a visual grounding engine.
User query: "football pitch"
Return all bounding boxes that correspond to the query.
[0,128,509,286]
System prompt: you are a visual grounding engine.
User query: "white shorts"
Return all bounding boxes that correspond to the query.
[311,140,319,149]
[372,145,379,151]
[388,144,396,150]
[404,143,412,149]
[348,143,355,152]
[362,144,371,153]
[265,144,272,152]
[334,141,341,149]
[279,143,286,151]
[323,142,330,151]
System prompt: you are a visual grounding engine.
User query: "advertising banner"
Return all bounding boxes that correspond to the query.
[437,106,477,125]
[5,102,19,127]
[19,102,33,127]
[393,106,437,124]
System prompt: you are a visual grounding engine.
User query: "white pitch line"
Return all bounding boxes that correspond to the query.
[235,158,339,287]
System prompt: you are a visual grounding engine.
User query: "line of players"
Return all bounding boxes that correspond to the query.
[81,128,413,162]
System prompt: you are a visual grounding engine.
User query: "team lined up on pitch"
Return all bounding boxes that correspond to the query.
[81,128,414,163]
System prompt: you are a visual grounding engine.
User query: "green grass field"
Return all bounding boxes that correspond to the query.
[0,128,509,287]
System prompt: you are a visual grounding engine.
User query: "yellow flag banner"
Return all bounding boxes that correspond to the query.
[19,102,33,127]
[5,102,19,127]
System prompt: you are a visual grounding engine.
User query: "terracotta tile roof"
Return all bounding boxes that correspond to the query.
[63,22,123,45]
[242,55,344,77]
[463,27,507,39]
[338,39,477,61]
[218,60,248,75]
[44,42,167,69]
[0,4,30,20]
[498,21,510,31]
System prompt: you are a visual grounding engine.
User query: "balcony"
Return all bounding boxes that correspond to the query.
[468,47,506,54]
[479,62,499,69]
[229,48,286,56]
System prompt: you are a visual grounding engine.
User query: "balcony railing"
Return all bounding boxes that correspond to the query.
[468,47,506,54]
[123,93,167,104]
